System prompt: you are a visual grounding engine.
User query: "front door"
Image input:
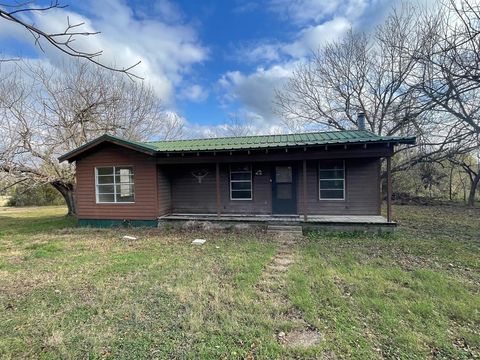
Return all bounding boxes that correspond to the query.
[272,164,297,214]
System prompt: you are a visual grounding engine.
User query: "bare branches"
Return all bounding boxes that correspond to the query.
[0,60,176,214]
[0,0,142,79]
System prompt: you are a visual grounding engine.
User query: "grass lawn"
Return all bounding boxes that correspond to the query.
[0,205,479,359]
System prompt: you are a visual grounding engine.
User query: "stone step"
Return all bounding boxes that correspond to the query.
[268,225,303,231]
[267,224,303,235]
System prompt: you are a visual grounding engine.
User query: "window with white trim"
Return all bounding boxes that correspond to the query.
[95,166,135,203]
[319,160,345,200]
[230,164,252,200]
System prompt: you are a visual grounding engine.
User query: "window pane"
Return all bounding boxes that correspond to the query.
[276,166,292,183]
[231,172,251,181]
[320,180,343,189]
[116,184,134,197]
[97,167,114,176]
[98,193,115,202]
[97,175,115,184]
[97,185,115,194]
[231,182,251,190]
[115,174,134,184]
[319,169,344,179]
[276,183,292,199]
[115,167,133,175]
[116,193,135,202]
[231,164,250,172]
[232,190,252,199]
[320,190,344,199]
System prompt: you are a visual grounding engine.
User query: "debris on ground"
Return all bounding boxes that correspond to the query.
[192,238,206,245]
[122,235,138,241]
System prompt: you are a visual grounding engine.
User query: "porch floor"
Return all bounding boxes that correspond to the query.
[160,213,392,225]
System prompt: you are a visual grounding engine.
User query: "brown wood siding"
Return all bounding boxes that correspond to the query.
[75,144,158,220]
[298,158,380,215]
[157,166,171,216]
[169,158,380,215]
[169,163,272,214]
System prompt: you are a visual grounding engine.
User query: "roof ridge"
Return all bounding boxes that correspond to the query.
[144,129,373,144]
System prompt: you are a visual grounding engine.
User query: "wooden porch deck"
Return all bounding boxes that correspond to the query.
[160,213,393,225]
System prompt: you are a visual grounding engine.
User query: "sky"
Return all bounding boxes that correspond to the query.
[0,0,402,138]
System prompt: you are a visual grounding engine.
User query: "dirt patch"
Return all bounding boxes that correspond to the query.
[278,328,322,348]
[273,257,294,266]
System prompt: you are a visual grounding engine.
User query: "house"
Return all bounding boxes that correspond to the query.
[59,126,415,231]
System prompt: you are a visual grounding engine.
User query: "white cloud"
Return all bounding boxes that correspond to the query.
[179,84,209,102]
[0,0,207,104]
[220,0,395,133]
[282,17,351,57]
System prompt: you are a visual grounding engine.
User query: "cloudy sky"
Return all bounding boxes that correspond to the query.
[0,0,401,137]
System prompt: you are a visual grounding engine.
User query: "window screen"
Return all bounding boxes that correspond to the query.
[319,160,345,200]
[96,166,135,203]
[230,164,252,200]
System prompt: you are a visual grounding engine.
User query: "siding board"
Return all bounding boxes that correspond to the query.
[76,144,158,220]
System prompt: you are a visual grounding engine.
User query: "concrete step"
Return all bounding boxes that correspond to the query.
[268,225,302,231]
[267,224,303,235]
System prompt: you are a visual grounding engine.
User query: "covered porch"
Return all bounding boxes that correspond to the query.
[158,213,395,233]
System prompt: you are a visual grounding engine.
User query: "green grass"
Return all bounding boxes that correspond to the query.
[0,204,479,359]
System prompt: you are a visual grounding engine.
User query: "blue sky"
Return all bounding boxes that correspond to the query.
[0,0,400,137]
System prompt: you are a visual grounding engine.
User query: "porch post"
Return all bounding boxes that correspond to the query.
[386,156,392,222]
[303,159,308,222]
[216,162,221,217]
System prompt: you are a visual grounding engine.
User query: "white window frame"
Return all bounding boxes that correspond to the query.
[319,160,345,201]
[230,164,253,201]
[95,166,135,204]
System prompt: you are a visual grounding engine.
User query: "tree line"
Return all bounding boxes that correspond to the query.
[0,0,479,213]
[275,0,479,206]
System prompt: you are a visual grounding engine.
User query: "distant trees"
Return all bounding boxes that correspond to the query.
[275,0,480,206]
[0,61,179,215]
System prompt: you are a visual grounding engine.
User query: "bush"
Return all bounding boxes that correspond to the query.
[7,184,65,207]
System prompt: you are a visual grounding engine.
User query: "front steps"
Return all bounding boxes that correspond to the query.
[267,224,303,236]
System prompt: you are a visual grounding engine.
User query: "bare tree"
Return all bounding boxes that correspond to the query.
[0,1,141,78]
[275,3,475,175]
[0,60,179,215]
[407,0,480,205]
[217,112,255,137]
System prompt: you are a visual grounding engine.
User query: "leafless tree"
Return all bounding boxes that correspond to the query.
[275,2,476,177]
[217,112,255,137]
[0,1,141,78]
[408,0,480,205]
[0,60,180,215]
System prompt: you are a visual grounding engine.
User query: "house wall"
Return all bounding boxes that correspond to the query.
[169,164,271,214]
[75,143,159,221]
[167,158,380,215]
[298,158,380,215]
[157,166,171,216]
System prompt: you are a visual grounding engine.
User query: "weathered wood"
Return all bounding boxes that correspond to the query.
[156,145,392,165]
[216,162,221,217]
[386,156,392,222]
[303,159,308,222]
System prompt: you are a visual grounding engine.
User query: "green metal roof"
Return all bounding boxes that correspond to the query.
[145,130,415,152]
[59,130,416,162]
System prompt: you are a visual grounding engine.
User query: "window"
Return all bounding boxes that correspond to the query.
[319,160,345,200]
[95,166,135,203]
[230,164,252,200]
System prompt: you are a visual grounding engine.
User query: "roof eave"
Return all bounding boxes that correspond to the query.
[58,134,157,163]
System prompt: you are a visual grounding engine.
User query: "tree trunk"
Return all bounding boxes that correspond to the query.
[467,171,480,207]
[51,181,76,216]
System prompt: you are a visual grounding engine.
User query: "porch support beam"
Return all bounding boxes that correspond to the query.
[303,159,308,222]
[216,162,221,217]
[386,156,392,222]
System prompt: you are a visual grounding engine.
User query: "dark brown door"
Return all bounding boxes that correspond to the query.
[272,165,297,214]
